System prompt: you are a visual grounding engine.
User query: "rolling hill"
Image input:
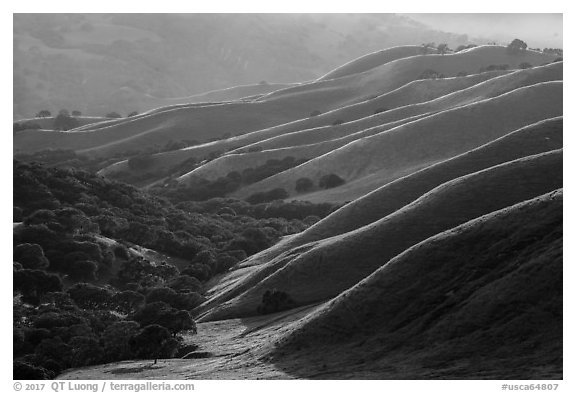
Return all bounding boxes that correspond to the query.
[98,70,510,185]
[13,46,558,159]
[178,63,561,184]
[13,33,563,380]
[197,149,562,321]
[271,189,562,379]
[230,117,563,271]
[317,45,438,81]
[232,81,562,203]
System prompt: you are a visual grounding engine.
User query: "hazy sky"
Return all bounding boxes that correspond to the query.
[404,14,562,49]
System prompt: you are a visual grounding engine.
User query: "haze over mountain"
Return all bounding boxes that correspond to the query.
[405,14,563,49]
[13,14,563,380]
[14,13,471,120]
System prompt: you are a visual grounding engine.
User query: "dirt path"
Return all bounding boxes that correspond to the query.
[58,305,318,379]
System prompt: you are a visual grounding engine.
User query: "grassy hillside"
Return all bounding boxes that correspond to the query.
[197,150,562,321]
[234,81,562,202]
[99,71,508,186]
[176,63,561,184]
[317,45,436,81]
[271,189,562,379]
[14,46,557,159]
[233,117,562,271]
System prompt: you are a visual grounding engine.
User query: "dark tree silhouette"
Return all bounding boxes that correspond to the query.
[319,174,346,189]
[35,110,51,118]
[507,39,528,54]
[130,324,178,364]
[295,177,314,193]
[437,43,449,54]
[106,112,122,118]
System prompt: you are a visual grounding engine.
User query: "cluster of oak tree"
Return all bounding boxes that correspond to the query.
[13,160,337,379]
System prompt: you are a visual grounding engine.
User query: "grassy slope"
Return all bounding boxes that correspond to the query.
[100,71,506,184]
[179,63,561,183]
[317,45,436,81]
[271,190,562,379]
[233,81,562,202]
[14,46,556,158]
[231,117,563,270]
[197,150,562,321]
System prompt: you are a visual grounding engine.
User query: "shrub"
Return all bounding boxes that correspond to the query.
[419,69,445,79]
[127,111,138,117]
[519,62,532,69]
[106,112,122,119]
[295,177,314,193]
[332,119,344,126]
[14,269,63,304]
[318,174,345,189]
[247,146,263,153]
[257,289,296,315]
[373,107,386,115]
[168,275,203,293]
[181,263,212,282]
[67,283,114,310]
[14,243,50,270]
[68,260,98,282]
[483,64,509,72]
[112,290,145,314]
[35,110,51,118]
[309,110,321,117]
[145,287,202,310]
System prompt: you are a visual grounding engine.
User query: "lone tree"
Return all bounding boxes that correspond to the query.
[437,43,449,55]
[53,109,79,131]
[130,324,178,364]
[507,39,528,54]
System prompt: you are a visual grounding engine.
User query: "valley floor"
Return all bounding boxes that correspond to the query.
[58,303,562,380]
